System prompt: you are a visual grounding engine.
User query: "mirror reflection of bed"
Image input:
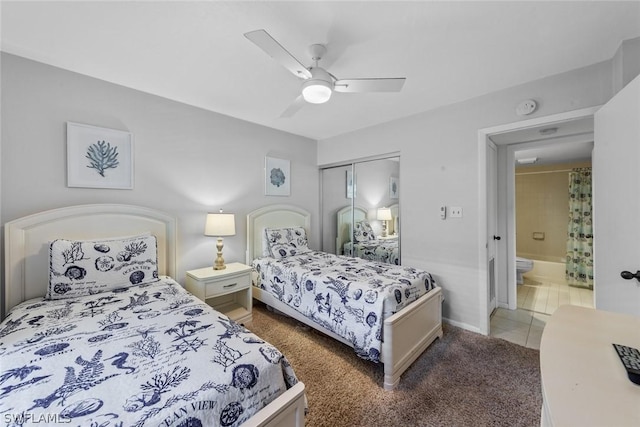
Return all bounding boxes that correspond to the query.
[336,204,399,264]
[321,156,401,263]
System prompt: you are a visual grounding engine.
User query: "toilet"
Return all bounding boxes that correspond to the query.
[516,257,534,284]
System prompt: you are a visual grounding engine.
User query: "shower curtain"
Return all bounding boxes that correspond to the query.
[566,167,593,289]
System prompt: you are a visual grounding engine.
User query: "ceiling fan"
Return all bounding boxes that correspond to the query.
[244,29,406,117]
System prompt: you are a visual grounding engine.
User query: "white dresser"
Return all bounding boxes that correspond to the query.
[540,305,640,427]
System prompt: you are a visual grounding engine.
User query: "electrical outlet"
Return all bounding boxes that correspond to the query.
[450,206,463,218]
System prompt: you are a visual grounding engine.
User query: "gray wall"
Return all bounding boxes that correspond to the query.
[1,54,319,290]
[317,59,617,332]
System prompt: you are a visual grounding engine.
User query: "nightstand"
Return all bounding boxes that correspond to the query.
[185,262,253,324]
[378,235,398,241]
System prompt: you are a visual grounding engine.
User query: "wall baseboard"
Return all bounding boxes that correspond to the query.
[443,317,482,335]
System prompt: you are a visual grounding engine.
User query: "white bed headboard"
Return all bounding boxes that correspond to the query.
[4,204,177,317]
[246,204,311,264]
[335,205,367,255]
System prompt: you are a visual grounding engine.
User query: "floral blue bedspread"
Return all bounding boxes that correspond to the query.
[252,251,436,362]
[344,238,399,265]
[0,278,299,427]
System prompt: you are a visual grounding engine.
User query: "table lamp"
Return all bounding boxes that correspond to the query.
[377,207,392,237]
[205,210,236,270]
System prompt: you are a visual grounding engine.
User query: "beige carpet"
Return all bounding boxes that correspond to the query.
[248,302,542,427]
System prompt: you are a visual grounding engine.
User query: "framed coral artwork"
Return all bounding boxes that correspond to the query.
[346,170,356,199]
[265,156,290,196]
[390,176,399,199]
[66,122,134,189]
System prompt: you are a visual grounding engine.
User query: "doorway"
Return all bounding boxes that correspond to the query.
[477,107,600,336]
[510,151,593,316]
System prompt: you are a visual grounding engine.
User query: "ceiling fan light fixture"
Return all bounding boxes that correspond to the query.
[302,79,332,104]
[244,30,406,115]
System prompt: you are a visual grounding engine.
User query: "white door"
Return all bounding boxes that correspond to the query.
[487,142,498,315]
[593,74,640,316]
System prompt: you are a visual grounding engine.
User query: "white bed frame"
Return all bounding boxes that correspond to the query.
[335,204,399,255]
[335,205,367,255]
[3,203,305,427]
[247,204,443,390]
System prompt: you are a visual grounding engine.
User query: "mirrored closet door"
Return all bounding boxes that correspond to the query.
[320,156,400,265]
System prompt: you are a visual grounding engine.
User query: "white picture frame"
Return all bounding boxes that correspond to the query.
[265,156,290,196]
[67,122,134,189]
[346,170,356,199]
[390,176,399,199]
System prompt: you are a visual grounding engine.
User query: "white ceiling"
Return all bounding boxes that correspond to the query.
[513,139,594,166]
[491,116,595,165]
[2,1,639,140]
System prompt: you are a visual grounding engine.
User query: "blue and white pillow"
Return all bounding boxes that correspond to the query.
[265,227,310,259]
[354,221,375,242]
[48,233,159,300]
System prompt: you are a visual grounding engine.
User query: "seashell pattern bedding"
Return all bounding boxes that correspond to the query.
[0,277,299,427]
[252,251,436,362]
[343,237,400,265]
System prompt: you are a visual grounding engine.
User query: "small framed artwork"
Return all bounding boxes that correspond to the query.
[265,156,290,196]
[390,176,399,199]
[346,170,356,199]
[67,122,134,189]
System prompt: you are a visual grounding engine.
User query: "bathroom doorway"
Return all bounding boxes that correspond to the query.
[495,116,596,315]
[509,143,594,315]
[490,131,595,347]
[477,107,599,336]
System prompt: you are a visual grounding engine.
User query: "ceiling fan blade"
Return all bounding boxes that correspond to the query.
[334,78,406,93]
[244,29,312,79]
[280,95,306,118]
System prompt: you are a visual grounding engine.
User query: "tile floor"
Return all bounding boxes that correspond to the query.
[490,276,594,349]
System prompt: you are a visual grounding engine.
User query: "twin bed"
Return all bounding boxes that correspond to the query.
[1,204,304,427]
[1,203,443,427]
[247,204,443,391]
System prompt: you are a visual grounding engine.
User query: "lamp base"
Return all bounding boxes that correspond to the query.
[213,237,226,270]
[381,222,388,238]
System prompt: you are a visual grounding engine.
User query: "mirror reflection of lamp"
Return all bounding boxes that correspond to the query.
[205,210,236,270]
[377,207,392,237]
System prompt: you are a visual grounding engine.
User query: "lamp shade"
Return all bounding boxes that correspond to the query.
[377,207,392,221]
[205,213,236,237]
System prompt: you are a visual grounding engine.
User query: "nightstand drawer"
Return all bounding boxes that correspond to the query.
[204,274,250,298]
[185,262,253,324]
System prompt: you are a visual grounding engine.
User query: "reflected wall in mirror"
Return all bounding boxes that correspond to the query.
[321,156,400,265]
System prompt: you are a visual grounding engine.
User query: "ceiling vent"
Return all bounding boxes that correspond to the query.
[539,127,558,136]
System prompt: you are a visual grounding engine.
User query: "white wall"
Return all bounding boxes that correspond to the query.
[612,37,640,93]
[1,53,319,288]
[318,60,615,331]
